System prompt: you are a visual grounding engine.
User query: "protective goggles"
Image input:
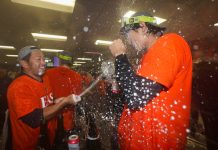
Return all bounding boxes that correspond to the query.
[120,16,157,34]
[58,53,72,61]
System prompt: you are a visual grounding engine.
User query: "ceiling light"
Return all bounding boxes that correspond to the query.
[154,16,167,24]
[84,52,103,55]
[95,40,112,46]
[214,23,218,26]
[123,11,136,18]
[0,45,15,50]
[6,54,18,57]
[73,64,82,66]
[11,0,76,13]
[31,33,67,41]
[77,58,92,61]
[41,48,64,52]
[73,61,86,64]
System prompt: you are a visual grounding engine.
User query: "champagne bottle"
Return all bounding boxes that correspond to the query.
[37,117,50,150]
[86,113,102,150]
[52,114,68,150]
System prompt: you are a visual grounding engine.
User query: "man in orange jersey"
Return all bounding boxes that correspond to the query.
[7,46,81,150]
[46,51,82,132]
[109,11,192,150]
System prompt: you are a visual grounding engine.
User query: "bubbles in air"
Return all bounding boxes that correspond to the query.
[182,105,187,109]
[186,128,190,133]
[101,60,115,79]
[83,26,89,32]
[170,116,175,120]
[193,45,199,50]
[73,36,76,40]
[87,16,90,22]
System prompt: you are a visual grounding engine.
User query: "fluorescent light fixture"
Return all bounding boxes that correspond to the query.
[84,51,103,55]
[214,23,218,26]
[73,63,82,66]
[95,40,112,46]
[31,33,67,41]
[11,0,76,13]
[6,54,18,57]
[41,48,64,52]
[77,58,92,61]
[154,16,167,24]
[123,11,136,18]
[0,45,15,50]
[73,61,86,64]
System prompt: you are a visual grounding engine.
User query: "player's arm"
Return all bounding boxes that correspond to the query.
[20,95,80,128]
[115,54,165,110]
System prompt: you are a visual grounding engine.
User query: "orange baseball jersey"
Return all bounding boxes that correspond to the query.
[7,74,56,150]
[46,66,82,130]
[118,33,192,150]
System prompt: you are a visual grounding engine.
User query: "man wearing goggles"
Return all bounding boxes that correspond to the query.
[109,11,192,150]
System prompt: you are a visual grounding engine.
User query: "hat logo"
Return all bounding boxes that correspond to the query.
[129,18,134,24]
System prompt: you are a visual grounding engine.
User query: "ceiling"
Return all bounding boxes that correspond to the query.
[0,0,218,69]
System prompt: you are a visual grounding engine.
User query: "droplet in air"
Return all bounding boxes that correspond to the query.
[83,26,89,32]
[182,105,187,109]
[170,116,175,120]
[186,128,190,133]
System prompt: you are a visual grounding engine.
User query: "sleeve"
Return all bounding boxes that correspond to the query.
[115,54,165,110]
[8,84,41,119]
[137,40,179,88]
[20,108,43,128]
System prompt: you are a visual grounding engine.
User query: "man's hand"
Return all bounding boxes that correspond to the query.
[65,94,81,105]
[54,94,81,105]
[109,39,126,57]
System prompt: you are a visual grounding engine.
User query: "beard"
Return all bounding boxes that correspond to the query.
[38,68,45,76]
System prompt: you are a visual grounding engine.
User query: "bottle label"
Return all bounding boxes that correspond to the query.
[68,135,79,144]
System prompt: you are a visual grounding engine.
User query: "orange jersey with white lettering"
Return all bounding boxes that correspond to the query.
[7,74,56,150]
[118,33,192,150]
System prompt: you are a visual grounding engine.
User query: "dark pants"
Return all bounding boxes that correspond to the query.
[201,111,218,150]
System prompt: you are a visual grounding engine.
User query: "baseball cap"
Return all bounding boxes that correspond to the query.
[18,46,40,60]
[120,11,166,34]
